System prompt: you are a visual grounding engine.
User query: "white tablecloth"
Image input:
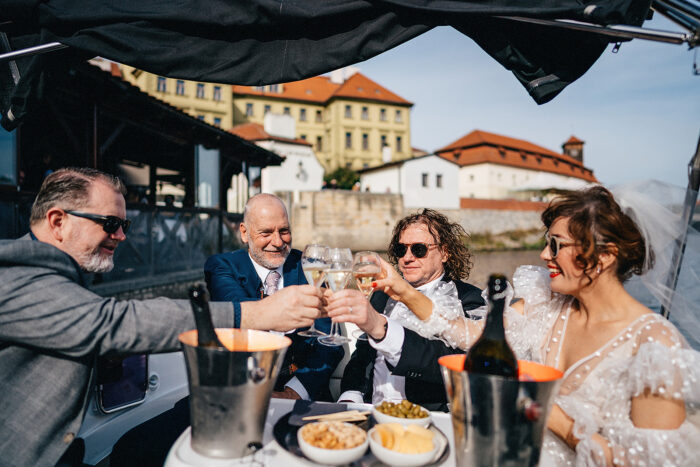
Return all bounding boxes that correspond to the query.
[164,399,456,466]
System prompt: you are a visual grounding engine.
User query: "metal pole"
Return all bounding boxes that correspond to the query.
[661,133,700,318]
[0,42,68,64]
[498,16,694,45]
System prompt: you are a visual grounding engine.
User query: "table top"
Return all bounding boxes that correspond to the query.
[165,399,456,466]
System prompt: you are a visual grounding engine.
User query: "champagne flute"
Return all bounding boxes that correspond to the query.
[298,244,330,337]
[319,248,353,346]
[351,251,382,341]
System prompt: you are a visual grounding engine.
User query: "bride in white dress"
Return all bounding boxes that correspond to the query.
[370,184,700,466]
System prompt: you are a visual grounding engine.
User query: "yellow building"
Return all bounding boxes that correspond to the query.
[232,70,413,172]
[119,66,232,129]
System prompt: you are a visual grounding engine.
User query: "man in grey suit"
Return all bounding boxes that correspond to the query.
[0,168,324,467]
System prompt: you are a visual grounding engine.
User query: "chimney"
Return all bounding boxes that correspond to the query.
[562,136,584,162]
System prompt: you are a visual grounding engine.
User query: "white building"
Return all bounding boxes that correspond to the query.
[358,154,460,209]
[435,130,597,200]
[230,113,325,195]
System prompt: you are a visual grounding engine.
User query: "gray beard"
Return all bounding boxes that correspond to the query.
[249,247,289,270]
[79,251,115,273]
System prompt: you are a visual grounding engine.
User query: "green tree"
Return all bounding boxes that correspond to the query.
[324,167,359,190]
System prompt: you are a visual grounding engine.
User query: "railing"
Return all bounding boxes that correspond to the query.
[0,197,243,292]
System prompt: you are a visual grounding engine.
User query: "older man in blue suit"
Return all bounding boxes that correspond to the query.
[204,193,344,400]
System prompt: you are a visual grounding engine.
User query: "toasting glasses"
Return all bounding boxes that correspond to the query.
[351,251,382,341]
[298,244,330,338]
[318,248,353,347]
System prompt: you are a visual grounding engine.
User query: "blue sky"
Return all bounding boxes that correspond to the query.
[355,16,700,188]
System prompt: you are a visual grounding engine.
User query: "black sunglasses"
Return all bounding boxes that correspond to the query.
[392,242,437,259]
[65,210,131,234]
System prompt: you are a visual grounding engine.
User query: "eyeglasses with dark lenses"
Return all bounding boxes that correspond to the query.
[544,233,575,259]
[392,242,437,259]
[65,210,131,234]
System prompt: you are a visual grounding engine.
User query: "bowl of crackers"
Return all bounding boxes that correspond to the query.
[368,423,438,466]
[373,400,431,427]
[297,421,369,465]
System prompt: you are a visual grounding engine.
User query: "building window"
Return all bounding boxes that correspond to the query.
[396,136,402,152]
[213,117,222,127]
[283,106,291,115]
[345,132,352,149]
[196,83,205,98]
[197,115,205,121]
[380,135,387,147]
[436,174,443,188]
[264,105,271,114]
[269,84,279,93]
[363,163,369,168]
[469,174,475,182]
[157,76,167,92]
[176,80,185,95]
[315,110,323,122]
[345,105,352,118]
[380,108,387,121]
[300,108,307,121]
[395,110,402,123]
[245,103,254,116]
[316,136,323,151]
[300,134,307,141]
[421,173,428,187]
[361,106,369,120]
[346,162,353,169]
[254,85,265,92]
[213,86,221,101]
[362,133,369,150]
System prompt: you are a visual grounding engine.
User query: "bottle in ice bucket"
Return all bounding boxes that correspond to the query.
[188,283,225,349]
[463,273,518,377]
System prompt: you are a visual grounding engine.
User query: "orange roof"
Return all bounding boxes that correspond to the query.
[435,129,597,183]
[564,135,584,144]
[229,122,311,146]
[232,73,411,106]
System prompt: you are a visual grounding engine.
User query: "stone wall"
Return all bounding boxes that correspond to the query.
[287,191,544,251]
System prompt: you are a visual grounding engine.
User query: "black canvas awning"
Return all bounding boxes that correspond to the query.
[1,0,659,130]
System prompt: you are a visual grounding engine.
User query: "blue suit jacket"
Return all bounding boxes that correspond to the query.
[204,248,343,400]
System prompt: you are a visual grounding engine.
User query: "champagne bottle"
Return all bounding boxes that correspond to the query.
[188,283,225,349]
[463,274,518,377]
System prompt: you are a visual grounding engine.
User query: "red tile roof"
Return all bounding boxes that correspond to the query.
[232,73,411,106]
[435,129,597,182]
[564,135,584,144]
[229,122,311,146]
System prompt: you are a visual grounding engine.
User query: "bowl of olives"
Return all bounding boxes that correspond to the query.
[372,400,431,427]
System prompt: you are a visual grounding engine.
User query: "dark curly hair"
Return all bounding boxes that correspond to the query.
[387,209,473,282]
[542,186,649,284]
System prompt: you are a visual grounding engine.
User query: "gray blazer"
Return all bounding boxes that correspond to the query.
[0,235,233,467]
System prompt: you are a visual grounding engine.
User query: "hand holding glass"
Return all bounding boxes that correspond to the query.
[318,248,353,346]
[351,251,382,341]
[298,244,329,337]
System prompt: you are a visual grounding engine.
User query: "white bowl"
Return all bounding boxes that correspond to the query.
[372,404,431,427]
[297,422,369,466]
[368,426,439,467]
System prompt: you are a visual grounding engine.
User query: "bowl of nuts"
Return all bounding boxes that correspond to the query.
[373,400,431,427]
[297,421,369,465]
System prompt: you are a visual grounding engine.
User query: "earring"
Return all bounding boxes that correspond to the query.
[596,265,602,274]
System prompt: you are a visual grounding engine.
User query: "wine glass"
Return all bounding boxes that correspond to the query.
[298,244,330,337]
[351,251,382,341]
[319,248,353,346]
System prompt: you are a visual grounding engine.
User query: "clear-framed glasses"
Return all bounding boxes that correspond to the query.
[65,210,131,234]
[298,244,330,338]
[544,233,577,259]
[318,248,353,347]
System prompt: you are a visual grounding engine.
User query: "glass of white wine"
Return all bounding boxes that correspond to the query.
[351,251,382,341]
[318,248,353,347]
[298,244,330,338]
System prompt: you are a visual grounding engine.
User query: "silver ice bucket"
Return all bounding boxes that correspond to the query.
[439,355,563,467]
[179,329,291,458]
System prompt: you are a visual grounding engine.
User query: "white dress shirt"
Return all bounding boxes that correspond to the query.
[338,275,444,404]
[248,254,309,400]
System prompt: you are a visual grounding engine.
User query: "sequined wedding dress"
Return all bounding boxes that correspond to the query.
[407,265,700,466]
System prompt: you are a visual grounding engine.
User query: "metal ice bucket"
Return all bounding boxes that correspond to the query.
[179,329,291,458]
[439,355,563,467]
